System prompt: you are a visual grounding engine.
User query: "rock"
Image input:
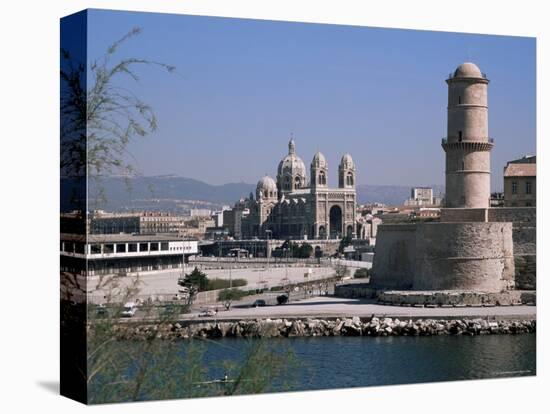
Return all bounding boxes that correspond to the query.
[333,320,344,335]
[343,324,362,336]
[110,315,536,340]
[288,320,305,337]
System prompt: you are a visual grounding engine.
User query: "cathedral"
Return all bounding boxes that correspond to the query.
[240,139,357,240]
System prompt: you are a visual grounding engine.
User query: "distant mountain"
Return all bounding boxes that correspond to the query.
[62,176,444,212]
[356,184,445,206]
[63,176,255,212]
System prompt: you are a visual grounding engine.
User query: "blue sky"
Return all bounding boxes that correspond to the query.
[86,9,536,191]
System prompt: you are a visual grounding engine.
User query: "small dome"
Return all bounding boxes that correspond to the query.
[256,175,277,199]
[311,152,327,168]
[453,62,482,78]
[340,153,355,169]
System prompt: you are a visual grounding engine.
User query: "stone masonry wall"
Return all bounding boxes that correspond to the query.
[414,222,515,291]
[438,207,536,289]
[372,222,516,292]
[440,208,488,222]
[488,207,536,289]
[370,224,416,289]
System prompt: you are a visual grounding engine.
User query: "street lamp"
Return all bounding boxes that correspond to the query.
[304,267,312,299]
[265,229,272,272]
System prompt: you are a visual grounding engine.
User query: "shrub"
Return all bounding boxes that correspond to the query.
[276,295,288,305]
[207,278,247,290]
[334,263,348,279]
[354,268,371,279]
[218,288,247,310]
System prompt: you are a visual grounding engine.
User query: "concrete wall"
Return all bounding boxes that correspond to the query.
[370,224,417,289]
[414,222,515,292]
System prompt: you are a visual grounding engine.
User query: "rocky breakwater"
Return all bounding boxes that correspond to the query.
[114,317,536,340]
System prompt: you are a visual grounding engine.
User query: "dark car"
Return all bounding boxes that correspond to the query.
[252,299,266,307]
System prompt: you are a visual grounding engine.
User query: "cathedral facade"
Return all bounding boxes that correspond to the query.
[240,139,357,240]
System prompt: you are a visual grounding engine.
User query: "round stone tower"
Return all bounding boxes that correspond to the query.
[443,62,493,208]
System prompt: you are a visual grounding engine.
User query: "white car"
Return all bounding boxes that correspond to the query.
[121,302,137,317]
[199,309,216,317]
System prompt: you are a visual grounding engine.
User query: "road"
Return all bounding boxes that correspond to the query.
[189,296,537,320]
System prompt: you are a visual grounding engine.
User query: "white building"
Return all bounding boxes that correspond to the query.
[60,233,198,276]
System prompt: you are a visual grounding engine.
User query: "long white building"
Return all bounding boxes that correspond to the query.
[60,233,198,276]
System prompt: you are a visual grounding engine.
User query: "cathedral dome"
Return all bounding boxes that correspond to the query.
[277,138,307,189]
[453,62,482,78]
[340,153,355,170]
[311,152,327,169]
[277,155,307,177]
[256,175,277,199]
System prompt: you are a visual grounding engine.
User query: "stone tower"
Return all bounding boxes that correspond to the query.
[311,151,328,189]
[442,62,493,208]
[338,153,356,188]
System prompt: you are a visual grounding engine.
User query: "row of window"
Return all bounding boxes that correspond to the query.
[86,242,193,254]
[91,242,170,254]
[511,181,533,195]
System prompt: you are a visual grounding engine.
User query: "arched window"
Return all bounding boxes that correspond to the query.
[284,176,290,191]
[319,171,326,185]
[346,173,354,186]
[294,176,301,188]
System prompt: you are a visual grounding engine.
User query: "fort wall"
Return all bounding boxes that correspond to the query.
[488,207,536,289]
[440,207,536,289]
[414,222,515,291]
[370,224,416,289]
[372,221,518,292]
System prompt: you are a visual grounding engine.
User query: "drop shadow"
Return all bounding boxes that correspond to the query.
[36,380,60,395]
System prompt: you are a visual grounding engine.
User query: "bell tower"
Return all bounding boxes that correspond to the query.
[311,152,328,189]
[443,62,493,208]
[338,154,356,189]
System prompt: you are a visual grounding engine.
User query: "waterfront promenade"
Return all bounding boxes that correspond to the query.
[188,296,536,320]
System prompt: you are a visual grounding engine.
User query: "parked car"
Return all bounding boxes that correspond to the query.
[121,302,137,317]
[199,308,216,317]
[93,303,108,317]
[252,299,266,308]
